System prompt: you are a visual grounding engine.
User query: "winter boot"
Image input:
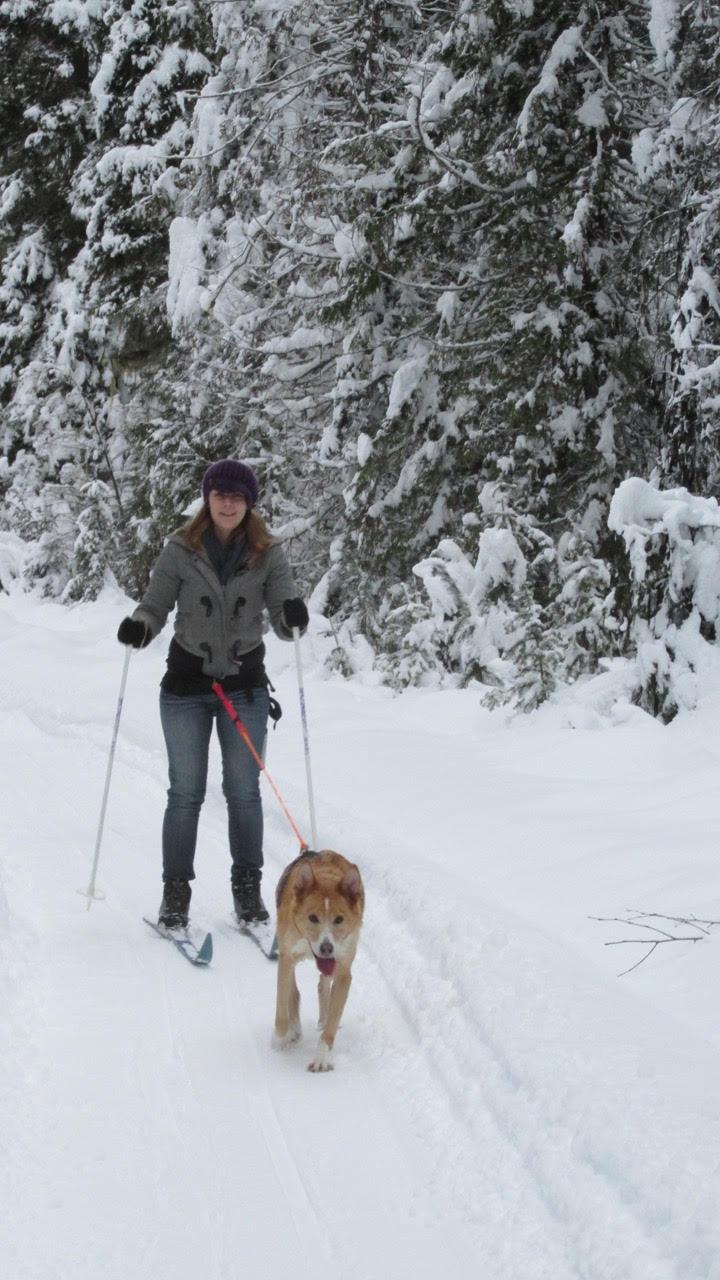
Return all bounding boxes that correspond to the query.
[231,866,269,924]
[159,878,191,929]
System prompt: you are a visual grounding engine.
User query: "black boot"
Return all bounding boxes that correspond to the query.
[159,878,191,929]
[231,866,269,924]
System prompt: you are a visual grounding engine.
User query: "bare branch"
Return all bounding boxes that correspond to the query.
[590,910,720,976]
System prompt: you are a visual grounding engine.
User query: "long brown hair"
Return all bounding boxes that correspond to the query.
[180,504,276,567]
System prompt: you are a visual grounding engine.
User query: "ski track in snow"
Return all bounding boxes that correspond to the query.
[3,594,720,1279]
[302,797,719,1280]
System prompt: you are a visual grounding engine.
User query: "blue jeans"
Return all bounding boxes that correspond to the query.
[159,687,269,881]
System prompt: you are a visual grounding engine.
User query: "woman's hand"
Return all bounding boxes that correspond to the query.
[282,598,309,630]
[117,617,152,648]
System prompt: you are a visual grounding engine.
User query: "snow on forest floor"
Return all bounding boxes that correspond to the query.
[2,584,720,1280]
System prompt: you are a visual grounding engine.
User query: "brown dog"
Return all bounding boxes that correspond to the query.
[273,850,364,1072]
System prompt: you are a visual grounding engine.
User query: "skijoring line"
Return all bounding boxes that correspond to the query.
[211,679,309,853]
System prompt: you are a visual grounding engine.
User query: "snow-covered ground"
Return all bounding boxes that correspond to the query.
[3,584,720,1280]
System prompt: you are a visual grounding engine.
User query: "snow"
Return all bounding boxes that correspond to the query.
[648,0,679,70]
[333,227,366,269]
[436,289,457,326]
[0,529,27,589]
[576,90,608,130]
[609,477,720,585]
[561,194,589,252]
[517,26,582,137]
[632,127,657,180]
[260,328,331,355]
[95,144,169,188]
[47,1,103,34]
[386,353,429,420]
[90,50,116,120]
[192,75,226,162]
[356,432,373,466]
[167,216,208,334]
[3,583,720,1279]
[132,46,212,119]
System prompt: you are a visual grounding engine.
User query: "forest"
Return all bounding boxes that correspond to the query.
[1,0,719,719]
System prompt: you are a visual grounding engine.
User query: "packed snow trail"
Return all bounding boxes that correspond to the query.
[2,588,720,1280]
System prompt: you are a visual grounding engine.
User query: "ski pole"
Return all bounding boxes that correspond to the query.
[293,626,319,849]
[80,645,132,909]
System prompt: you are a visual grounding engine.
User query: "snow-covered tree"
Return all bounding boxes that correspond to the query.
[3,0,718,718]
[320,1,657,695]
[64,477,116,601]
[609,477,720,721]
[128,0,431,595]
[77,0,213,308]
[640,2,720,493]
[0,1,102,590]
[0,0,216,597]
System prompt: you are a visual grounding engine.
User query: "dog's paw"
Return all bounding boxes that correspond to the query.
[307,1041,333,1073]
[272,1025,301,1050]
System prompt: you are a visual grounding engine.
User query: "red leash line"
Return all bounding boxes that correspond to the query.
[212,681,309,851]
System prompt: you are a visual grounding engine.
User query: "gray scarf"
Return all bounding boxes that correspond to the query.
[202,529,249,585]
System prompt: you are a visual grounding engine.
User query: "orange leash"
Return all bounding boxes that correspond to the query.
[212,681,309,851]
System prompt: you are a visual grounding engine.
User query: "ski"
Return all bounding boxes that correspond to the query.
[143,917,213,966]
[233,917,279,961]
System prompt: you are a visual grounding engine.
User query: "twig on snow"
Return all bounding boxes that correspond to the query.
[590,910,720,976]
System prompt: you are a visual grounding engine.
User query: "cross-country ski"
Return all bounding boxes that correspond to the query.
[232,918,279,961]
[143,917,213,967]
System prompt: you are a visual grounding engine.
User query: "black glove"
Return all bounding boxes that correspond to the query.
[282,598,309,630]
[117,617,152,648]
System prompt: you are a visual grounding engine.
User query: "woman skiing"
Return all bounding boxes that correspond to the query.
[117,459,308,931]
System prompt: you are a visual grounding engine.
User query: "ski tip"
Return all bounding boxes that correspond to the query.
[197,932,213,965]
[143,917,213,966]
[238,920,279,960]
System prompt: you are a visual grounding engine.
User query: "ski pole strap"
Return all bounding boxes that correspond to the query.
[211,681,308,851]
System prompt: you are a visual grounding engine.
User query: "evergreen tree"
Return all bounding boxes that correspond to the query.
[64,477,115,601]
[0,0,215,597]
[126,0,430,596]
[316,1,657,696]
[611,2,720,719]
[0,1,100,589]
[2,0,715,719]
[650,2,720,493]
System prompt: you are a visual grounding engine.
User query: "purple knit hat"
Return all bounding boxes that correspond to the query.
[201,459,259,508]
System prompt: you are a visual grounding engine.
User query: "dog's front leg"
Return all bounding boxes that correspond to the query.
[317,973,332,1030]
[308,969,352,1072]
[273,956,301,1048]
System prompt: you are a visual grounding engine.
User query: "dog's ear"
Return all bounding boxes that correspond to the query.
[340,866,363,906]
[293,861,315,898]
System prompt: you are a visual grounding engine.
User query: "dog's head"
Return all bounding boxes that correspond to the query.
[291,859,364,977]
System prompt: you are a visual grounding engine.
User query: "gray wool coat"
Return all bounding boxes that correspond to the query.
[132,533,301,679]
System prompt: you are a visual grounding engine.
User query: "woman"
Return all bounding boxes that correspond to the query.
[117,459,308,931]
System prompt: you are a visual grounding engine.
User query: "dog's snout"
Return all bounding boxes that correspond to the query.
[318,939,334,957]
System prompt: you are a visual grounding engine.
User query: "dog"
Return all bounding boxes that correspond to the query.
[273,849,364,1072]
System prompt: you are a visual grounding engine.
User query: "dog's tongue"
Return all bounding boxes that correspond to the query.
[315,956,336,977]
